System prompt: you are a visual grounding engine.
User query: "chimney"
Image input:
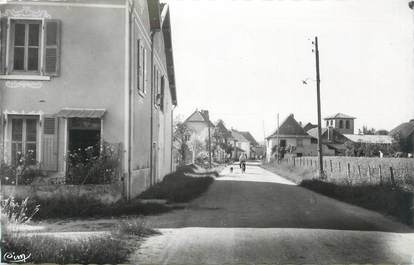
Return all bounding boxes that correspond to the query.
[201,110,209,120]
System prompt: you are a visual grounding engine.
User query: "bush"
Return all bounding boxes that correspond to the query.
[139,166,215,203]
[22,196,171,220]
[0,153,44,185]
[66,142,121,184]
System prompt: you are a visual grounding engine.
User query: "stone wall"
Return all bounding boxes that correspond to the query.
[1,182,124,204]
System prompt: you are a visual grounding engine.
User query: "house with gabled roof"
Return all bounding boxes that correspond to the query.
[183,109,215,163]
[266,114,314,160]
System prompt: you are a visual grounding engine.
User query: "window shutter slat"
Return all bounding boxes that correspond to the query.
[0,17,7,74]
[43,19,60,76]
[41,116,58,171]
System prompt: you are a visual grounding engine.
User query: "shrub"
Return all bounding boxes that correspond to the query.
[66,142,121,184]
[0,154,44,185]
[139,167,215,203]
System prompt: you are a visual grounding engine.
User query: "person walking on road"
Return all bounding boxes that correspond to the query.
[239,153,247,173]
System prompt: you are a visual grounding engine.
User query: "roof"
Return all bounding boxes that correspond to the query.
[303,122,317,132]
[343,134,394,144]
[324,113,356,120]
[307,127,328,139]
[216,120,229,132]
[184,110,214,127]
[56,108,106,118]
[267,114,310,139]
[240,131,259,146]
[160,4,177,106]
[390,120,414,139]
[231,130,249,142]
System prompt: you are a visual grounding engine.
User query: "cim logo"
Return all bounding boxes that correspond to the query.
[3,252,32,263]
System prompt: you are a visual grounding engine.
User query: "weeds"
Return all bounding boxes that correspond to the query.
[1,197,40,224]
[116,218,160,237]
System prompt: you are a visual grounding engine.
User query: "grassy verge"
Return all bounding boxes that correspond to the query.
[262,161,414,226]
[1,218,159,264]
[28,197,171,220]
[139,165,216,203]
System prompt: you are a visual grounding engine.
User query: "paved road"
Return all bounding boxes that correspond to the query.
[132,164,414,264]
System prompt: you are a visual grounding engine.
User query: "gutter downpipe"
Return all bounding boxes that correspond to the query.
[125,1,132,200]
[149,31,155,186]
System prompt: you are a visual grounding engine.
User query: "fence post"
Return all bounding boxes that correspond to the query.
[368,165,372,183]
[330,160,333,172]
[310,159,313,167]
[293,157,295,167]
[347,163,351,178]
[390,167,396,187]
[338,162,341,172]
[379,165,382,185]
[358,165,362,180]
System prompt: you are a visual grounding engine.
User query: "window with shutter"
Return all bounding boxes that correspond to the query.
[43,20,61,76]
[160,76,165,111]
[0,16,7,74]
[143,48,147,94]
[136,39,141,93]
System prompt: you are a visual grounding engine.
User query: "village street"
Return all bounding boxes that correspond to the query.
[132,163,414,264]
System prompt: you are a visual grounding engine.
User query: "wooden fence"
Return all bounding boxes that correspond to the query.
[282,156,414,188]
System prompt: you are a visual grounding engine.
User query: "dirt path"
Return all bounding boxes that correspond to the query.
[131,163,414,264]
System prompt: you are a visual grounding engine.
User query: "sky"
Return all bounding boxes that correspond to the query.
[166,0,414,143]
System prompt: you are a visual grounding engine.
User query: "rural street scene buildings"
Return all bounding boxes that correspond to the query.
[1,0,414,264]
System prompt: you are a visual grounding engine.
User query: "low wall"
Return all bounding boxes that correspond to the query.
[1,182,124,204]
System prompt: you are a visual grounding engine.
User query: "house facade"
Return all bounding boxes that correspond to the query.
[0,0,177,199]
[266,114,314,161]
[324,113,355,134]
[230,129,251,159]
[183,109,214,163]
[306,127,349,156]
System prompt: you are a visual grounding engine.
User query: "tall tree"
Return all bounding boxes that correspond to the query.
[173,120,192,166]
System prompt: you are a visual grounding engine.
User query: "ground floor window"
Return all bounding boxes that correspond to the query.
[11,117,38,165]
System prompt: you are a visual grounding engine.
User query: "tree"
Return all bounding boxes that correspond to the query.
[173,120,192,166]
[359,125,376,135]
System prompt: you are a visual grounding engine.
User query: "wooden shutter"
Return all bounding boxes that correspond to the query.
[43,20,61,76]
[138,40,143,92]
[143,48,147,93]
[160,76,165,111]
[0,16,7,74]
[42,116,58,171]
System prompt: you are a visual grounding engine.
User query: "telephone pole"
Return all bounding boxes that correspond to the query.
[313,36,324,179]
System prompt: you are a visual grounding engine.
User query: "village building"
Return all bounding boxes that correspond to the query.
[266,114,314,160]
[390,119,414,154]
[324,113,355,134]
[0,0,177,199]
[183,109,214,163]
[306,127,349,156]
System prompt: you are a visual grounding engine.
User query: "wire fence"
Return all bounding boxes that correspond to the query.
[282,156,414,189]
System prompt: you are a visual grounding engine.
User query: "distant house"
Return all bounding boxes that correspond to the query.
[307,127,349,155]
[266,114,313,160]
[183,110,215,163]
[230,129,251,159]
[390,119,414,154]
[239,131,259,159]
[324,113,356,134]
[303,122,317,132]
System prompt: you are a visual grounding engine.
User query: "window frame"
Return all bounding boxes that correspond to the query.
[345,120,350,129]
[8,18,43,75]
[10,116,39,165]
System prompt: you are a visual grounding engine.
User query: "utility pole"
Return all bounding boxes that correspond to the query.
[208,124,212,168]
[313,36,324,179]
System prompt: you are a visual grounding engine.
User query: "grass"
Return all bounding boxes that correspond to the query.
[1,218,158,264]
[300,179,413,225]
[138,164,216,203]
[262,160,414,226]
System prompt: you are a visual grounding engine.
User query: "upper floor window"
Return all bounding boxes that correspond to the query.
[296,138,303,147]
[345,120,350,129]
[0,18,61,76]
[339,120,343,129]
